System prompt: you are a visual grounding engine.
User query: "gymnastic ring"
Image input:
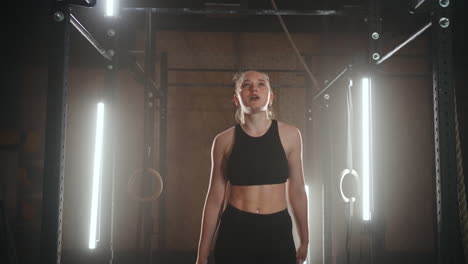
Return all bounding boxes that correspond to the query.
[128,168,163,202]
[339,168,360,203]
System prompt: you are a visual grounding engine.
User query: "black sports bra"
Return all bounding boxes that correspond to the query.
[225,120,289,186]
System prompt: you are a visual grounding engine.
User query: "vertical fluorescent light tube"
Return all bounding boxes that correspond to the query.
[89,102,105,249]
[362,78,372,221]
[106,0,114,16]
[305,185,310,264]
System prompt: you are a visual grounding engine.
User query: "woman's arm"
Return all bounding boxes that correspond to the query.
[286,127,309,263]
[196,134,228,264]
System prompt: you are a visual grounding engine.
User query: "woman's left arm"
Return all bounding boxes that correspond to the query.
[286,127,309,263]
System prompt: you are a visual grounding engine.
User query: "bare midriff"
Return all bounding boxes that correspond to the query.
[228,183,287,214]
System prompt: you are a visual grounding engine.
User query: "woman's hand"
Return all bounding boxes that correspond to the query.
[296,243,308,264]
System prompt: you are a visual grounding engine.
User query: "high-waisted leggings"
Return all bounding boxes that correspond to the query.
[213,204,296,264]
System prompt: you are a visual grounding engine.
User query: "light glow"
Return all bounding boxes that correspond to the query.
[89,102,105,249]
[106,0,114,16]
[362,78,372,221]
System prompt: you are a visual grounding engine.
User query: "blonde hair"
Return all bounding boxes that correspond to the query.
[232,70,274,124]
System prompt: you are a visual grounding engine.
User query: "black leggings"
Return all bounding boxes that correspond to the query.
[214,204,296,264]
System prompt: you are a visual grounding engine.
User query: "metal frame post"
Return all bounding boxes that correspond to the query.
[100,14,119,264]
[40,1,71,263]
[157,51,169,261]
[317,9,333,264]
[367,0,383,263]
[431,0,463,263]
[321,94,333,264]
[132,9,158,264]
[304,55,316,264]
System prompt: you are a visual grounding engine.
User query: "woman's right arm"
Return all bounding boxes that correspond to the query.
[196,134,228,264]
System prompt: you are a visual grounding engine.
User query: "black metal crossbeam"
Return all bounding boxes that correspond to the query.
[70,13,112,61]
[122,7,343,16]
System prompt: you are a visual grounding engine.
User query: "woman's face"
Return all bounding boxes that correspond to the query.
[234,71,273,115]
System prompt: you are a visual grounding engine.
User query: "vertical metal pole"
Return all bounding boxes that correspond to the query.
[431,1,463,263]
[322,95,333,264]
[318,5,333,263]
[158,52,169,258]
[368,0,383,263]
[102,15,119,264]
[304,56,313,179]
[304,55,314,264]
[40,1,70,263]
[142,9,157,264]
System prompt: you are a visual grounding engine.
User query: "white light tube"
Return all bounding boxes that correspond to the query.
[305,184,310,264]
[362,78,372,221]
[106,0,114,17]
[89,102,105,249]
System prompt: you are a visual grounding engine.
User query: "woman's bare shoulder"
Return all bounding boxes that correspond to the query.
[277,121,302,156]
[213,126,236,149]
[277,120,301,138]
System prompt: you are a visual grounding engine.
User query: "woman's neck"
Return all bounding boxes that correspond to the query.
[241,113,272,136]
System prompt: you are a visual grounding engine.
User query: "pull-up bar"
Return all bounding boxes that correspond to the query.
[121,8,344,16]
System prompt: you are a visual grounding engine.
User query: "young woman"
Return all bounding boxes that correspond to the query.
[196,71,309,264]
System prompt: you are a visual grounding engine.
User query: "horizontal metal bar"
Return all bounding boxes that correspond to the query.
[377,73,431,78]
[129,50,144,54]
[122,8,342,16]
[70,13,112,61]
[168,83,303,88]
[376,21,432,65]
[167,68,306,73]
[168,83,233,87]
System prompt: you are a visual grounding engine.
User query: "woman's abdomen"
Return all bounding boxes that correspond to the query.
[228,183,288,214]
